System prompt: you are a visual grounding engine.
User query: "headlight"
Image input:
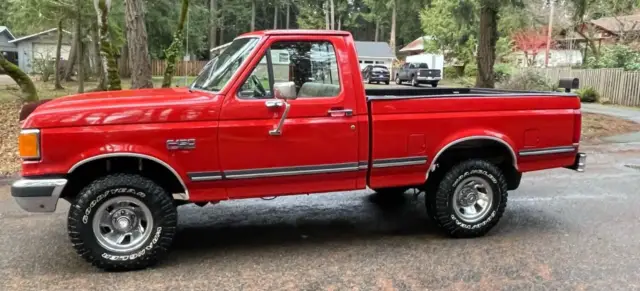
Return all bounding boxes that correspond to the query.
[19,129,40,160]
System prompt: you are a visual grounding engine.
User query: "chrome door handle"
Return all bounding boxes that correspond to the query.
[265,100,284,109]
[328,109,353,117]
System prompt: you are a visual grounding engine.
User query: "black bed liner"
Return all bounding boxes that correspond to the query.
[365,87,577,101]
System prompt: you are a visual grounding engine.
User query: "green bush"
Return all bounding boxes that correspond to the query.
[498,70,557,91]
[444,66,458,79]
[465,64,478,78]
[584,44,640,71]
[493,63,514,83]
[576,87,600,103]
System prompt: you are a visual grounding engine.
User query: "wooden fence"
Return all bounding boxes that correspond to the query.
[521,67,640,107]
[119,60,208,77]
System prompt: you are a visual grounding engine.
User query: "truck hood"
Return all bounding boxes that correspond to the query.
[22,88,222,129]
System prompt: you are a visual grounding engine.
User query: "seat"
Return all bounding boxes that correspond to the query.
[297,82,340,98]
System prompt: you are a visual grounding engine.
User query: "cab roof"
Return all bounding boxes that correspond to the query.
[239,29,351,38]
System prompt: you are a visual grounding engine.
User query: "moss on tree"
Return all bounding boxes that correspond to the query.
[162,0,189,88]
[0,53,39,102]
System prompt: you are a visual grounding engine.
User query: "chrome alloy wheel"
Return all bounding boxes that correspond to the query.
[92,196,154,253]
[452,177,494,223]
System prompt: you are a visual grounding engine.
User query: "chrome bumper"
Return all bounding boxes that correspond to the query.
[416,76,441,81]
[11,178,67,212]
[566,152,587,172]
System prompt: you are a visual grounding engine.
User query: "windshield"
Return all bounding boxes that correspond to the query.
[418,63,429,69]
[191,37,260,92]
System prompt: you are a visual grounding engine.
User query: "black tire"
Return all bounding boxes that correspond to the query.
[431,82,439,88]
[67,174,177,271]
[384,81,390,85]
[411,75,419,87]
[395,75,402,85]
[427,159,508,238]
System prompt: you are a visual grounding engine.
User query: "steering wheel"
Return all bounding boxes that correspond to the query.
[249,74,267,98]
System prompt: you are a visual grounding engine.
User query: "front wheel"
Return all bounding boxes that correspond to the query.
[427,159,508,238]
[67,174,177,271]
[395,75,402,85]
[411,76,419,87]
[431,81,439,88]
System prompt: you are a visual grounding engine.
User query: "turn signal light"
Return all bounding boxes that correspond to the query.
[18,129,40,160]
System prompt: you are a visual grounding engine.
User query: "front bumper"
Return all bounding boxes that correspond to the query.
[11,178,67,212]
[566,152,587,172]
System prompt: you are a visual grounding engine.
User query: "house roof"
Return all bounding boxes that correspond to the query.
[9,28,71,44]
[399,36,434,53]
[354,41,395,58]
[590,13,640,34]
[0,26,16,40]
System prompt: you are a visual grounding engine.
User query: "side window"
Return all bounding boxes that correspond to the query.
[271,40,341,98]
[409,63,415,69]
[238,54,272,99]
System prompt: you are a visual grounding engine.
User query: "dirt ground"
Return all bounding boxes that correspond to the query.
[581,112,640,143]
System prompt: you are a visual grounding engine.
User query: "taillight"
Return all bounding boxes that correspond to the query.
[573,109,582,144]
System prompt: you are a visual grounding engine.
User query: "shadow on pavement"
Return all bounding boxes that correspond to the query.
[170,192,439,252]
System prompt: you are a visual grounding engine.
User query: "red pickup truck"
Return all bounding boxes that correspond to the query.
[13,30,586,271]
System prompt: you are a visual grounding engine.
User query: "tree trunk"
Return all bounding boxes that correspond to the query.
[96,0,122,91]
[337,15,341,30]
[475,4,498,88]
[219,14,225,43]
[54,19,64,90]
[389,0,396,54]
[285,2,290,29]
[75,11,85,93]
[0,53,39,102]
[251,0,256,31]
[273,2,278,29]
[374,19,379,42]
[91,22,107,91]
[125,0,153,89]
[64,25,78,81]
[209,0,217,58]
[162,0,189,88]
[324,1,330,29]
[330,0,334,30]
[119,42,130,78]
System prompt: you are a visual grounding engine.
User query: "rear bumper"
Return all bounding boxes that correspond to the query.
[368,76,390,82]
[565,152,587,172]
[416,76,441,82]
[11,178,67,212]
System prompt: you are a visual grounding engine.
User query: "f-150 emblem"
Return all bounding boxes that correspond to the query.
[166,139,196,150]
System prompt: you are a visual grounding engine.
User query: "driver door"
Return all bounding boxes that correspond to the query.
[218,36,360,199]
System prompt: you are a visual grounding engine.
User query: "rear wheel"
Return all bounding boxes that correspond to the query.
[426,159,508,238]
[384,81,390,85]
[67,174,177,271]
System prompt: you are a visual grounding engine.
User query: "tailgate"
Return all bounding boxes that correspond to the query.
[419,69,441,78]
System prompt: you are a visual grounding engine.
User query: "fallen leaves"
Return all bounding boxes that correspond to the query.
[0,99,22,176]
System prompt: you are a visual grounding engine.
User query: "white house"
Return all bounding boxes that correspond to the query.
[354,41,396,70]
[7,28,72,73]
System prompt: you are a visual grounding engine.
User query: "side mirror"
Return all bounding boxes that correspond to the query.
[273,82,297,100]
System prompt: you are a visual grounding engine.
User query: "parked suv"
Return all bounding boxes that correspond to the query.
[362,65,390,85]
[395,62,441,87]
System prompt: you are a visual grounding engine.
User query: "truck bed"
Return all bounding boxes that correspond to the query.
[365,87,577,100]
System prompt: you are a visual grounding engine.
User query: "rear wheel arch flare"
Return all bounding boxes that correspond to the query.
[65,153,189,200]
[428,136,518,177]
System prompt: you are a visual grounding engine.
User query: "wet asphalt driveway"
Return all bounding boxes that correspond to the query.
[1,142,640,290]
